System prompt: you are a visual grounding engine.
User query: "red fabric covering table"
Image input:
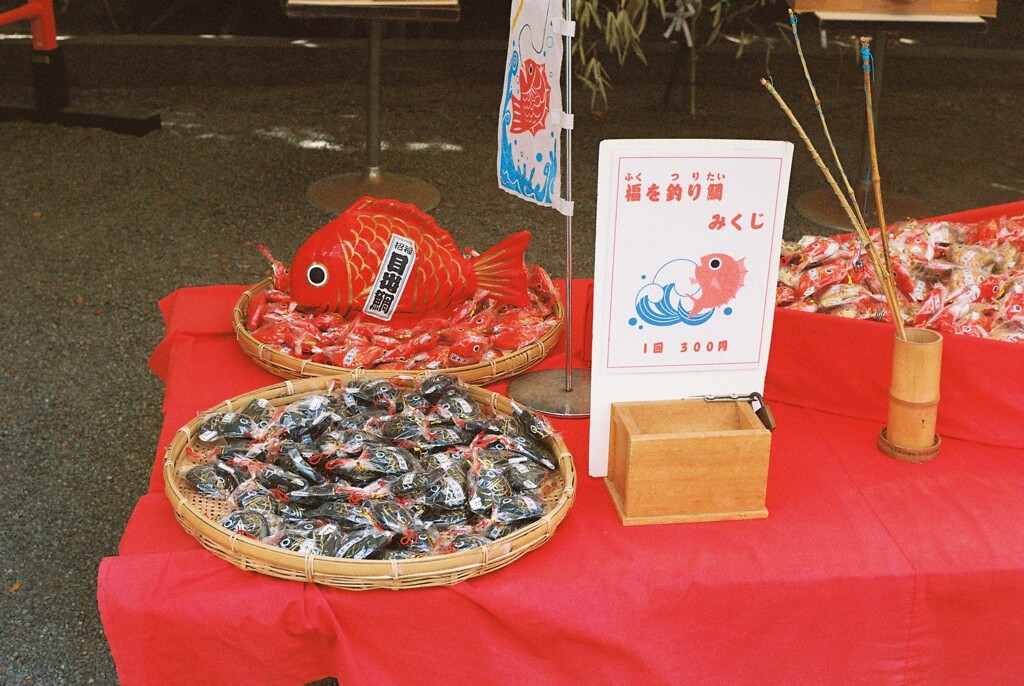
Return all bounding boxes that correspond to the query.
[100,203,1024,686]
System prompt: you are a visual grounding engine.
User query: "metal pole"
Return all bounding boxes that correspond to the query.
[367,19,383,181]
[306,16,440,212]
[506,0,590,416]
[563,0,573,393]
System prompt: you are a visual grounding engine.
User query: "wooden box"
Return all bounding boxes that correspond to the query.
[789,0,997,17]
[606,399,770,526]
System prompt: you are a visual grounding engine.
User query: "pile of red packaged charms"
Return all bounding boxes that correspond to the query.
[776,215,1024,342]
[184,374,562,560]
[244,247,562,370]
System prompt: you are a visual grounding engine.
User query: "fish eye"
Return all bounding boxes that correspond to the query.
[709,258,722,269]
[306,263,328,287]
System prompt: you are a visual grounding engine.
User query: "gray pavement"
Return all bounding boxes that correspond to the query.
[1,17,1022,684]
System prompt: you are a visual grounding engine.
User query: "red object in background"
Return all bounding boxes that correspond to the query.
[100,203,1024,686]
[0,0,161,134]
[0,0,57,51]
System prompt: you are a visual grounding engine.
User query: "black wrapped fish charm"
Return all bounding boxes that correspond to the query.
[334,528,393,559]
[310,501,378,530]
[220,510,274,539]
[422,472,468,510]
[233,488,280,516]
[419,373,458,401]
[185,463,237,499]
[253,463,307,493]
[273,442,326,486]
[190,373,563,561]
[493,493,545,525]
[510,400,556,442]
[505,457,546,492]
[362,446,416,475]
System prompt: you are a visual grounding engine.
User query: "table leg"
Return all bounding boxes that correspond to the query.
[308,19,441,213]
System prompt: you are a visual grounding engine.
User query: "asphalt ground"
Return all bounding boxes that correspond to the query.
[1,16,1022,684]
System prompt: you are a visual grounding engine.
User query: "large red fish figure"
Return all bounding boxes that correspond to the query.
[509,58,551,136]
[689,253,748,316]
[290,197,532,318]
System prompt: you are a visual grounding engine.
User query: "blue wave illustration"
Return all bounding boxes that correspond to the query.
[498,49,557,205]
[635,282,715,327]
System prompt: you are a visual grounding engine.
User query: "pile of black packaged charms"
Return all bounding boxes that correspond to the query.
[184,374,562,561]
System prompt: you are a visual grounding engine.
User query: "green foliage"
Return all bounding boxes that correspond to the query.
[573,0,778,111]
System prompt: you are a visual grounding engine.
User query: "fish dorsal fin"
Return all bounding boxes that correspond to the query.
[349,196,459,253]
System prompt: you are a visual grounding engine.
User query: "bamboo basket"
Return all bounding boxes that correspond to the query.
[163,373,577,589]
[233,279,565,384]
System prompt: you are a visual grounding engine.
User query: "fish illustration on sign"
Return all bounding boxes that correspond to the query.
[290,197,531,317]
[509,58,551,135]
[632,253,747,326]
[689,253,748,315]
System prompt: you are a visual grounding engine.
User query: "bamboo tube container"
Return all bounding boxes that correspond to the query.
[878,328,943,462]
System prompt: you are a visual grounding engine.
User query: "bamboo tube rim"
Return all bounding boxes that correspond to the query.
[878,428,941,463]
[898,327,942,346]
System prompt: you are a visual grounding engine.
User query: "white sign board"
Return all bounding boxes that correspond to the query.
[588,139,794,477]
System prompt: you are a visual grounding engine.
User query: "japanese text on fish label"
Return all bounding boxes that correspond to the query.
[364,235,417,321]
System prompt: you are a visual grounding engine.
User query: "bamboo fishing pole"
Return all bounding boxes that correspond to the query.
[761,78,906,340]
[787,9,868,232]
[860,35,899,332]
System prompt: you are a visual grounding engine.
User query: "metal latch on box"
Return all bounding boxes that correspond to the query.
[703,392,777,432]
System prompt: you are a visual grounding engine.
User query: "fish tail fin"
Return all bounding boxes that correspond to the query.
[472,231,532,307]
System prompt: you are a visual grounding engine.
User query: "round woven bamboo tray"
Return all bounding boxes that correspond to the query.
[233,278,565,384]
[163,373,576,590]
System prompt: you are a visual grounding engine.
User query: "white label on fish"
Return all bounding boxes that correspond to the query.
[362,235,417,322]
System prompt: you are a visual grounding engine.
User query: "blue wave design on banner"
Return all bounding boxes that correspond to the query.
[498,49,557,205]
[635,283,715,327]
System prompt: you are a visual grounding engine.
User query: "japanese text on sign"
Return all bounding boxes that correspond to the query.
[642,339,729,355]
[622,170,767,231]
[363,235,417,321]
[623,171,727,204]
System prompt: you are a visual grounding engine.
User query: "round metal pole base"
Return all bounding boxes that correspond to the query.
[308,170,441,214]
[507,368,591,418]
[794,187,929,233]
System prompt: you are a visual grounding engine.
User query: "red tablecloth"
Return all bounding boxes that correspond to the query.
[100,203,1024,686]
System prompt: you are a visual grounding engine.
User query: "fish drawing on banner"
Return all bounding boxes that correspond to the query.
[632,253,747,327]
[497,0,563,208]
[510,59,551,135]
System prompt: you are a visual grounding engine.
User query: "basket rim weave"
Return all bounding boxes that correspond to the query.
[233,278,565,383]
[163,373,577,590]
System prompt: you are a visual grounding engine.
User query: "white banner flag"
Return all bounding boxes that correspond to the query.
[497,0,569,213]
